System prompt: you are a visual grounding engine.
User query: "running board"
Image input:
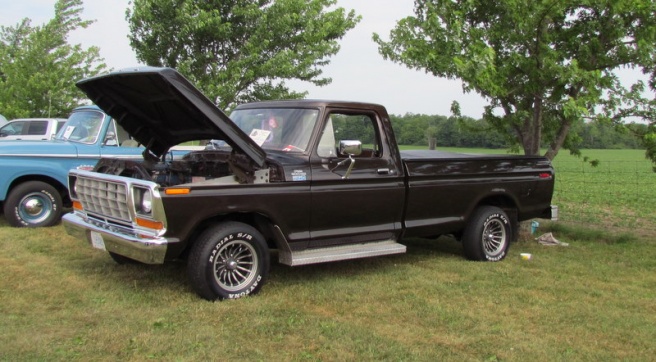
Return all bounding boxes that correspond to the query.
[279,240,407,266]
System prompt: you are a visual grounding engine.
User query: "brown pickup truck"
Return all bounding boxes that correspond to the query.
[63,67,557,300]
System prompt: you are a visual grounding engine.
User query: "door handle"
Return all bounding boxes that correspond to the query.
[377,168,392,175]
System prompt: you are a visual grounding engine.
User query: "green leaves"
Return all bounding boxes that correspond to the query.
[0,0,107,119]
[374,0,656,160]
[127,0,360,110]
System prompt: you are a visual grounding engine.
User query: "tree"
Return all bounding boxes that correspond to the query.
[127,0,360,110]
[0,0,107,119]
[426,125,438,150]
[374,0,656,160]
[604,82,656,169]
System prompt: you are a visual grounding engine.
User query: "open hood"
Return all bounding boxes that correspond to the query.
[76,67,266,167]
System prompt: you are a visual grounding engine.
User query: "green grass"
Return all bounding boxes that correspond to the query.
[549,149,655,236]
[1,217,655,361]
[1,147,654,360]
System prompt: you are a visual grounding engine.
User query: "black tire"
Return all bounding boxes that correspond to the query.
[462,206,512,261]
[187,222,270,300]
[3,181,63,227]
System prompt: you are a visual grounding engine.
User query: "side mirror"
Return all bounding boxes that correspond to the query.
[338,140,362,156]
[332,140,362,179]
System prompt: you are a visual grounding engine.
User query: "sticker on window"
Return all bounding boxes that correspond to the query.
[249,129,271,146]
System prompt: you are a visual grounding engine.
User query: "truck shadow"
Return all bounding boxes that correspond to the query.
[268,236,465,284]
[66,236,466,300]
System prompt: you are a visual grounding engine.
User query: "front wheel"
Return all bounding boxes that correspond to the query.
[3,181,63,227]
[187,222,270,300]
[462,206,512,261]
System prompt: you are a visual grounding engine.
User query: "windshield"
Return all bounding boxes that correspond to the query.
[56,110,105,144]
[0,121,24,137]
[229,108,319,153]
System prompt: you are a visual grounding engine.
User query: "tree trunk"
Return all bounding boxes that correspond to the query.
[531,95,543,155]
[428,137,436,150]
[521,95,543,156]
[544,118,573,160]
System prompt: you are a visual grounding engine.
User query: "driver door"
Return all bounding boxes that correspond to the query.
[309,108,404,248]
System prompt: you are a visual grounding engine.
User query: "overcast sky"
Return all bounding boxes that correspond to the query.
[1,0,490,116]
[0,0,648,118]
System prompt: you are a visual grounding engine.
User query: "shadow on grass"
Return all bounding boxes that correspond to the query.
[67,256,193,298]
[542,221,641,244]
[269,236,465,284]
[61,235,468,299]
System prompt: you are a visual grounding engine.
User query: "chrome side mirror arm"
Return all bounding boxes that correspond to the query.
[329,140,362,179]
[330,155,356,179]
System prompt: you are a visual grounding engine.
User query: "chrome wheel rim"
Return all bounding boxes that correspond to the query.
[213,239,258,292]
[18,192,52,224]
[482,218,507,257]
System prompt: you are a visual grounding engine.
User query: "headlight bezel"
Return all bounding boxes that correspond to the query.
[133,186,153,216]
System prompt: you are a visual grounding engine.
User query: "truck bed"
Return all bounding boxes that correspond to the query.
[400,149,541,160]
[399,149,555,238]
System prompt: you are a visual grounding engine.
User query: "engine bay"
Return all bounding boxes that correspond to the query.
[93,149,281,187]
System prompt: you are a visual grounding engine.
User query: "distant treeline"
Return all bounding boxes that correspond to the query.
[389,113,646,150]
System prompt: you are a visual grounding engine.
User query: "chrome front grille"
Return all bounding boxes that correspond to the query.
[76,176,131,222]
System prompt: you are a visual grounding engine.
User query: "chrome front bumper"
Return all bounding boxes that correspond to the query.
[63,212,174,264]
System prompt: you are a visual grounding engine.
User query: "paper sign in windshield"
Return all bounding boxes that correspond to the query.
[63,126,76,139]
[249,129,271,146]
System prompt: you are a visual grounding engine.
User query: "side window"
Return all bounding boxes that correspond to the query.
[317,112,381,158]
[317,117,336,157]
[1,121,25,136]
[56,120,66,133]
[26,121,48,135]
[115,122,132,146]
[106,120,132,146]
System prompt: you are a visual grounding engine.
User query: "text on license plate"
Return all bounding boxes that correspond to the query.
[90,231,106,251]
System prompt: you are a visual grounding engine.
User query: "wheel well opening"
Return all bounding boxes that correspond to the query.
[478,195,515,210]
[476,195,519,241]
[9,176,70,207]
[180,213,281,259]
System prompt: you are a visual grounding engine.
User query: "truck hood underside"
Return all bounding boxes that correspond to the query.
[76,67,266,167]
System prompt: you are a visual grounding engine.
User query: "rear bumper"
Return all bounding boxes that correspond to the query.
[537,204,559,221]
[63,212,173,264]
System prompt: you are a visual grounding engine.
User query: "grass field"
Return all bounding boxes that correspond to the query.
[550,149,655,236]
[1,147,654,360]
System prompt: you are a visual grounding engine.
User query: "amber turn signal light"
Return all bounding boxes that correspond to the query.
[136,217,164,230]
[72,201,83,210]
[165,188,190,195]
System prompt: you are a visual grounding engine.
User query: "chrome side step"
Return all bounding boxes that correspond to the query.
[279,240,407,266]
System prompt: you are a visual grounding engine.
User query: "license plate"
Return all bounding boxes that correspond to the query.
[90,231,106,251]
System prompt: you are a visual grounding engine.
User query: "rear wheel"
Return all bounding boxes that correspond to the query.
[187,222,270,300]
[3,181,62,227]
[462,206,512,261]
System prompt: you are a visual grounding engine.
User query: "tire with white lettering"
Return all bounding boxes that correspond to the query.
[187,222,270,300]
[462,206,511,261]
[3,181,62,227]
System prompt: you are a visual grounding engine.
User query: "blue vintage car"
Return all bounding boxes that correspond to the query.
[0,105,147,227]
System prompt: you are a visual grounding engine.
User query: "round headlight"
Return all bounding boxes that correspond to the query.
[141,190,153,213]
[71,180,78,198]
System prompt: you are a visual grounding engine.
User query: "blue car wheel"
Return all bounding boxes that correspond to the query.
[3,181,63,227]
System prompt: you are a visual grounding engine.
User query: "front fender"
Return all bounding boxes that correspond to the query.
[0,156,90,200]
